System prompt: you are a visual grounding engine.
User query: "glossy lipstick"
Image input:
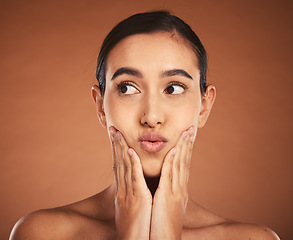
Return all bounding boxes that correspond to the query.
[138,131,167,153]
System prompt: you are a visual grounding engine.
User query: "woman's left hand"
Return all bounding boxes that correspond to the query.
[150,127,195,240]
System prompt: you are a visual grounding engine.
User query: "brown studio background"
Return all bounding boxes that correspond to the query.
[1,0,292,239]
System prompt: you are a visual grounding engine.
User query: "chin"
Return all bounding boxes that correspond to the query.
[141,159,162,177]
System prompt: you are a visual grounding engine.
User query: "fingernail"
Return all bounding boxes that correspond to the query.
[116,132,121,141]
[172,148,177,156]
[109,129,115,141]
[183,132,188,140]
[188,127,194,136]
[128,148,133,157]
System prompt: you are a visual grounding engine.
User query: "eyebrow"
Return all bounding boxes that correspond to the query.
[111,67,142,80]
[111,67,193,81]
[161,69,193,80]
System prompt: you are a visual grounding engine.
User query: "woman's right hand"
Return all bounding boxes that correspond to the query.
[109,127,152,240]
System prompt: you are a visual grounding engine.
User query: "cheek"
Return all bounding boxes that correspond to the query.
[171,100,200,126]
[168,100,201,139]
[103,96,137,134]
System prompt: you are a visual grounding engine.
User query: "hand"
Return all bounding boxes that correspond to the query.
[109,127,152,240]
[150,127,195,240]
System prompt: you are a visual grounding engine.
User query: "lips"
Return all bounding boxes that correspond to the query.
[138,131,167,153]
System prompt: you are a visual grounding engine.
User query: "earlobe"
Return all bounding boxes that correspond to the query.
[91,85,107,128]
[198,85,216,128]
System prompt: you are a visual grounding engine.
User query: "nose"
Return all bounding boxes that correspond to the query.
[140,94,164,128]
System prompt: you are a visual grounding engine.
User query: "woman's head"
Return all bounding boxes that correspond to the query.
[96,10,207,97]
[92,11,216,177]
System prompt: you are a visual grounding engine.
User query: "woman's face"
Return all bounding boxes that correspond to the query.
[96,31,213,177]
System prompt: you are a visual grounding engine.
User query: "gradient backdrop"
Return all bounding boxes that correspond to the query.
[1,0,292,239]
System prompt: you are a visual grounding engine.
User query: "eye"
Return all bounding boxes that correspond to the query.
[117,82,140,95]
[164,82,187,95]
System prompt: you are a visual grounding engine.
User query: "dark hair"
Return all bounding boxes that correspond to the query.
[96,10,207,96]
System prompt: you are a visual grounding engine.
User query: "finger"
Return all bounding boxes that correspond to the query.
[117,131,133,196]
[114,131,126,195]
[185,128,195,186]
[128,148,148,195]
[180,127,195,189]
[109,127,119,192]
[172,131,188,192]
[160,147,176,192]
[179,133,191,188]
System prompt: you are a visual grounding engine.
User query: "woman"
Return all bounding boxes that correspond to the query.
[10,11,279,240]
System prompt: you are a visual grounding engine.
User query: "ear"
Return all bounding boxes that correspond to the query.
[91,85,107,128]
[198,85,216,128]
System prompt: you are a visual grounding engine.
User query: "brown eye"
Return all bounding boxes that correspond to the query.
[120,85,127,93]
[117,83,140,95]
[166,86,175,94]
[164,84,185,94]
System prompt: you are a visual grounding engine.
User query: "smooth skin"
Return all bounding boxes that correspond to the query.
[10,32,280,240]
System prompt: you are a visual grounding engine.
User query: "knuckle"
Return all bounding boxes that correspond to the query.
[131,174,138,182]
[188,145,193,153]
[175,162,180,171]
[185,161,191,169]
[112,165,118,173]
[120,143,125,150]
[124,162,131,171]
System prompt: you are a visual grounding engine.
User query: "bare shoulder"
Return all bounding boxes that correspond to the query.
[9,208,79,240]
[224,223,280,240]
[211,222,280,240]
[10,190,116,240]
[185,221,280,240]
[184,200,280,240]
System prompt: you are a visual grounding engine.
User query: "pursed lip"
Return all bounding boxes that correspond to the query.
[138,131,167,153]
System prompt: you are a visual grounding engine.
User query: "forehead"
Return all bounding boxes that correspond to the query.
[106,31,199,76]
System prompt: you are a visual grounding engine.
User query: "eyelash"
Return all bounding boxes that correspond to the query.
[116,81,187,95]
[166,81,187,90]
[165,81,188,95]
[116,81,138,94]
